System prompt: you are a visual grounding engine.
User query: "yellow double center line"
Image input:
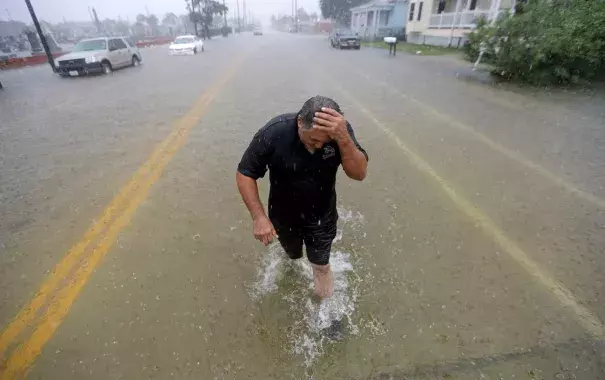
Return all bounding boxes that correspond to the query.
[0,53,245,379]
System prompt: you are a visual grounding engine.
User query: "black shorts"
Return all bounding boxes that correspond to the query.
[272,218,337,266]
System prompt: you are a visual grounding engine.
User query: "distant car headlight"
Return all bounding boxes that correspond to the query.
[84,56,97,64]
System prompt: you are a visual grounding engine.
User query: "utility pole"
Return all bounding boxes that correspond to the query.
[24,0,55,72]
[92,7,103,35]
[242,0,246,28]
[5,8,12,21]
[294,0,298,32]
[236,0,241,32]
[223,0,227,27]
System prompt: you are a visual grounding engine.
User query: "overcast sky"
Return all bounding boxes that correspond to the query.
[2,0,320,24]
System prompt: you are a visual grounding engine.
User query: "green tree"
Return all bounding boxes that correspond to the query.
[319,0,364,25]
[162,12,179,36]
[297,7,309,22]
[185,0,199,36]
[191,0,228,39]
[146,14,160,35]
[163,12,179,25]
[466,0,605,85]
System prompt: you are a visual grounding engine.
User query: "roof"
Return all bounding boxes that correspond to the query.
[350,0,399,11]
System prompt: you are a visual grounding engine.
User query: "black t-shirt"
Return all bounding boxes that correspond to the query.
[237,113,368,225]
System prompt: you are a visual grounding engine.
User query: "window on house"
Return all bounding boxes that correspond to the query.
[409,3,416,21]
[417,1,423,20]
[469,0,477,10]
[437,0,446,13]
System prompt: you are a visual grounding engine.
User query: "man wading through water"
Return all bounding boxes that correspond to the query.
[236,96,368,298]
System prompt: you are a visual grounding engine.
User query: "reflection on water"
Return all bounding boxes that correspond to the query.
[249,208,365,367]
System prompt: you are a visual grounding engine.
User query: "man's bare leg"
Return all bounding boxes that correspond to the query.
[311,263,334,298]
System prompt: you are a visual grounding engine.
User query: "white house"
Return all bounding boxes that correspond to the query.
[406,0,514,47]
[350,0,410,41]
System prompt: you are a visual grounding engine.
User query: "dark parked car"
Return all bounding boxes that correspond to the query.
[330,29,361,50]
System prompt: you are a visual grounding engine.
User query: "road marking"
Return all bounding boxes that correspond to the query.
[0,55,245,379]
[352,69,605,210]
[0,116,193,380]
[335,85,605,339]
[0,116,182,358]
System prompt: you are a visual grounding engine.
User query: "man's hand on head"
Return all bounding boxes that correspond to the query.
[312,108,350,144]
[313,107,368,181]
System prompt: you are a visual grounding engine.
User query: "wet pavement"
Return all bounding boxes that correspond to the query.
[1,32,605,379]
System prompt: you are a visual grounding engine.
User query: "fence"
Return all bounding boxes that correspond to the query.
[428,10,495,28]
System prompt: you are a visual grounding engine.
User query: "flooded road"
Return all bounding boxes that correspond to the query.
[1,33,605,379]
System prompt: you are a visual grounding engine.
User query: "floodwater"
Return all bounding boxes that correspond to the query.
[1,33,605,379]
[251,209,366,368]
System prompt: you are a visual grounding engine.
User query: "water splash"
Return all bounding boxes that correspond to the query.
[250,243,285,299]
[292,250,358,367]
[249,208,365,367]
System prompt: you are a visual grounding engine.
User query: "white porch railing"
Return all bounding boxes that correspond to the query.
[429,10,499,29]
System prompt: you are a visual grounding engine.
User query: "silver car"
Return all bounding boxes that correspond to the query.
[55,37,142,77]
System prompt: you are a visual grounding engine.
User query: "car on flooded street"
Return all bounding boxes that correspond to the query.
[330,29,361,50]
[55,37,142,77]
[169,35,204,55]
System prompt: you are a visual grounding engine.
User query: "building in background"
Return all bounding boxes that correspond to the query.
[350,0,409,41]
[314,19,334,33]
[406,0,514,47]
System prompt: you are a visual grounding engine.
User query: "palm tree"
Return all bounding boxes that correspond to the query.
[191,0,228,39]
[162,12,179,26]
[146,14,159,35]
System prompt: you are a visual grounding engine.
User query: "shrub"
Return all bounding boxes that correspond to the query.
[466,0,605,85]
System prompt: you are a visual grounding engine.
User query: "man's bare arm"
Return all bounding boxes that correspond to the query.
[236,172,277,245]
[236,172,266,220]
[337,137,367,181]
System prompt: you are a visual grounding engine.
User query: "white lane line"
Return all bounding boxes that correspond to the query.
[335,84,605,339]
[351,68,605,210]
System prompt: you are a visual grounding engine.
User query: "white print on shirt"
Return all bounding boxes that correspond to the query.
[322,146,336,160]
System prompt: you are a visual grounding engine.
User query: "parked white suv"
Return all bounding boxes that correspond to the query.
[55,37,142,77]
